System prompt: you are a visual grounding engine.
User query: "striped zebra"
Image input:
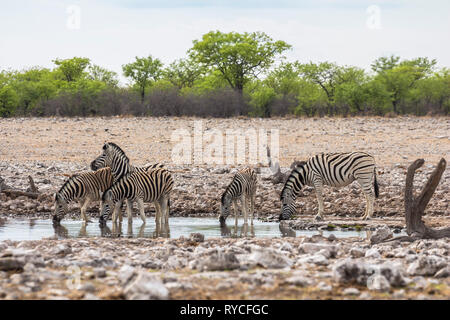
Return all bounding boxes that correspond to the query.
[91,142,163,222]
[279,152,379,221]
[219,168,257,226]
[100,168,174,227]
[53,167,113,223]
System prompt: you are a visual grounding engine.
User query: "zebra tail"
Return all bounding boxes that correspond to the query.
[374,168,379,198]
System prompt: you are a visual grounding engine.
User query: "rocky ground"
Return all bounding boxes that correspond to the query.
[0,232,449,300]
[0,116,448,300]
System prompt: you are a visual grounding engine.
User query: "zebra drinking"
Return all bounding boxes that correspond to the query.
[53,167,113,223]
[219,168,257,227]
[100,168,174,228]
[279,152,379,221]
[91,142,163,223]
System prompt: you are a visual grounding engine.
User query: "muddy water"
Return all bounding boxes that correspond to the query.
[0,217,369,241]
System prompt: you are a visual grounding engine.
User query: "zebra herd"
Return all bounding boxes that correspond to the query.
[53,142,380,231]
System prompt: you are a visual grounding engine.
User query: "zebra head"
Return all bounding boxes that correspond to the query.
[91,142,130,178]
[99,189,114,225]
[219,193,232,225]
[53,193,68,223]
[279,165,306,221]
[90,143,112,171]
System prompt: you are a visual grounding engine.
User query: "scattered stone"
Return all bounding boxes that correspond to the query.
[189,233,204,243]
[248,246,293,269]
[123,272,169,300]
[365,248,381,259]
[197,250,240,271]
[343,287,360,296]
[406,255,447,276]
[367,275,391,292]
[350,247,365,258]
[370,225,393,244]
[0,258,25,271]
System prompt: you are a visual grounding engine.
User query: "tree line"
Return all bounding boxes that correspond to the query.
[1,31,449,118]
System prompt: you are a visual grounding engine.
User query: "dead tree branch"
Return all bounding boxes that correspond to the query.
[0,175,40,199]
[401,158,450,240]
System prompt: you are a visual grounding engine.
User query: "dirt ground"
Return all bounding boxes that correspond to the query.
[1,116,449,166]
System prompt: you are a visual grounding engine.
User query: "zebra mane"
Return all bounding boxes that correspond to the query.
[105,142,130,163]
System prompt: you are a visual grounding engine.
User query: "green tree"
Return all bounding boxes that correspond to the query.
[122,55,163,102]
[88,65,118,87]
[163,58,203,89]
[53,57,91,82]
[371,56,436,113]
[189,31,291,94]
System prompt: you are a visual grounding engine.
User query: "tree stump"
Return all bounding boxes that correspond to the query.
[403,158,450,239]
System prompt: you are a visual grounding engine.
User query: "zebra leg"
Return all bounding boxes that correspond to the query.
[356,176,375,220]
[80,198,91,223]
[125,199,133,224]
[161,195,170,226]
[362,193,375,220]
[137,198,146,224]
[313,180,325,221]
[112,200,123,224]
[232,200,238,234]
[250,192,255,225]
[154,200,162,229]
[241,194,248,225]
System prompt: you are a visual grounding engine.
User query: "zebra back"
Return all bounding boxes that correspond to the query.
[221,168,257,204]
[104,168,173,203]
[56,167,113,203]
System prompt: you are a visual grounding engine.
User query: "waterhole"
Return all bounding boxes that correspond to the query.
[0,217,370,241]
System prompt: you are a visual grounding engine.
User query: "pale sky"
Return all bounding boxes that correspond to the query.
[1,0,449,85]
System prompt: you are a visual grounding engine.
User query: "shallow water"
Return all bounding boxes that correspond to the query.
[0,217,371,241]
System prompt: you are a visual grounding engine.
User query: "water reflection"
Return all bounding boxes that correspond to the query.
[108,221,170,239]
[52,222,69,239]
[3,217,376,241]
[279,224,296,237]
[220,221,255,238]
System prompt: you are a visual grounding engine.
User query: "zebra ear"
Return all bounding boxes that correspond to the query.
[102,144,108,150]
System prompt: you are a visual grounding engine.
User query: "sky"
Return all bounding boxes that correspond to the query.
[1,0,449,85]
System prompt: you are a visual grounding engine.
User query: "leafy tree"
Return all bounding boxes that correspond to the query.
[163,58,203,89]
[88,65,118,87]
[371,56,437,113]
[122,55,163,102]
[53,57,91,82]
[189,31,291,94]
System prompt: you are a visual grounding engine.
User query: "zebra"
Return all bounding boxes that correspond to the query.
[90,142,163,223]
[99,168,174,228]
[53,167,113,223]
[279,152,379,221]
[219,168,257,227]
